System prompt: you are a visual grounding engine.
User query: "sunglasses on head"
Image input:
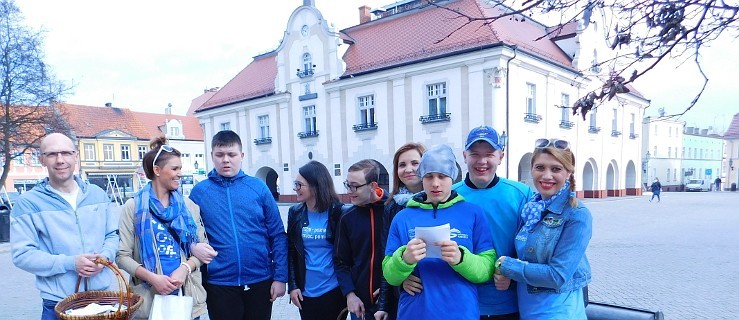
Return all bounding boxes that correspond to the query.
[535,138,570,150]
[152,145,175,167]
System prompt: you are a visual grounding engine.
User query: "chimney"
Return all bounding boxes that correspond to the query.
[105,102,112,107]
[359,5,372,24]
[165,103,172,115]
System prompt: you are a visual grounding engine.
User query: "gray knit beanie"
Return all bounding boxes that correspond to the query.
[417,144,458,179]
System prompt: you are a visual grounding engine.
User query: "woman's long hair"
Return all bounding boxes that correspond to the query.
[386,143,425,204]
[531,146,578,208]
[298,161,340,212]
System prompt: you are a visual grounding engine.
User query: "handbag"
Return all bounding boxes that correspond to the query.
[147,289,193,320]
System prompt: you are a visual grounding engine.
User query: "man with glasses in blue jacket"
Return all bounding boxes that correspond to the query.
[11,133,119,320]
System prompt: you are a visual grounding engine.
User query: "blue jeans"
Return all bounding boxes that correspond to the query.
[41,299,59,320]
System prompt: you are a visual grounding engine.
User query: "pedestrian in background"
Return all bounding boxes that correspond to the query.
[11,133,119,320]
[650,178,662,202]
[117,135,215,319]
[383,144,496,320]
[287,161,346,320]
[189,130,287,320]
[714,177,721,192]
[495,138,592,320]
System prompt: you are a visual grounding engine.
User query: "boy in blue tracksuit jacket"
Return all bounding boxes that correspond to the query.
[189,130,287,320]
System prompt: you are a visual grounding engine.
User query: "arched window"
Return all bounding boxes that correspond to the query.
[303,53,312,71]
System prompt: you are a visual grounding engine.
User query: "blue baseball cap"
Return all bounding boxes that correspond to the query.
[465,125,502,150]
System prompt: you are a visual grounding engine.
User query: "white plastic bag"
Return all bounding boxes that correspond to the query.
[148,289,193,320]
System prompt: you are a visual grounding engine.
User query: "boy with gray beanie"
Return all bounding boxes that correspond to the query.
[382,144,497,320]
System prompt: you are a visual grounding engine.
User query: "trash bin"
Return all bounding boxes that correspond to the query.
[0,207,9,243]
[732,183,737,192]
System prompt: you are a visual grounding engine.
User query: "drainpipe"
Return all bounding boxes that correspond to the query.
[505,45,518,178]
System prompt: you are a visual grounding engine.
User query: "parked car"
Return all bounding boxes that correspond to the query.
[685,179,710,192]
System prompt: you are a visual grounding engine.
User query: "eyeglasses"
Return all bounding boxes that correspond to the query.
[344,180,370,193]
[42,150,76,159]
[152,145,174,167]
[535,138,570,150]
[293,181,308,191]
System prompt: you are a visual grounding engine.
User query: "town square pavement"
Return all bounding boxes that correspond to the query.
[1,191,737,319]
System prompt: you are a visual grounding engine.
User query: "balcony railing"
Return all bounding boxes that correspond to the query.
[297,130,319,139]
[611,130,622,137]
[253,137,272,145]
[419,113,451,124]
[629,133,638,139]
[352,122,378,132]
[524,113,542,123]
[296,68,314,78]
[559,120,575,129]
[588,126,601,133]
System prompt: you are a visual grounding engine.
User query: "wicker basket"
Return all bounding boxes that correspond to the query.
[55,258,143,320]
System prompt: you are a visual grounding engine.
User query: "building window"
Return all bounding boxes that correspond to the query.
[170,126,180,136]
[682,147,685,158]
[84,143,96,161]
[354,95,377,131]
[559,94,574,129]
[526,83,536,114]
[121,145,131,161]
[14,152,24,165]
[182,153,190,158]
[138,145,147,160]
[103,144,114,161]
[611,109,621,137]
[667,168,671,182]
[297,53,314,78]
[254,115,272,145]
[298,105,319,138]
[31,151,41,166]
[629,113,636,138]
[420,82,450,123]
[195,153,204,158]
[653,146,657,158]
[654,124,658,136]
[674,170,677,182]
[588,110,600,133]
[220,122,231,131]
[283,163,289,172]
[334,163,341,176]
[668,147,672,158]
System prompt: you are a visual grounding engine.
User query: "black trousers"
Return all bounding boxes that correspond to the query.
[205,279,274,320]
[299,287,346,320]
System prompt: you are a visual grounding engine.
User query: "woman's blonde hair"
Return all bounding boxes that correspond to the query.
[531,146,578,208]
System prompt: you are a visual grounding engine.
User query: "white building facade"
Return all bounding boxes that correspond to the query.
[682,127,724,189]
[194,0,650,200]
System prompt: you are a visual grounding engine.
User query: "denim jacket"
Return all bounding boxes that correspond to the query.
[500,195,592,294]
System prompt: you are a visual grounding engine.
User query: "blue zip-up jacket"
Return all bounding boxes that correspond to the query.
[500,194,592,294]
[10,176,119,301]
[189,169,288,286]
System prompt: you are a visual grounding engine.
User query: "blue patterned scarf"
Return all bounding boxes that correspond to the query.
[134,183,200,274]
[516,180,571,242]
[393,186,415,207]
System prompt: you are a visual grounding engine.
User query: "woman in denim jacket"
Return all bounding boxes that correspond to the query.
[495,139,592,319]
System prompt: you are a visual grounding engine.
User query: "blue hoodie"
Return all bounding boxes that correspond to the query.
[189,169,287,286]
[10,176,119,301]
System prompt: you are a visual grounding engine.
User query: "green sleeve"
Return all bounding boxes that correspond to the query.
[382,245,417,286]
[451,247,496,283]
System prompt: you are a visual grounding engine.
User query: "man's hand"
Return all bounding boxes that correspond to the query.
[346,292,365,319]
[374,310,388,320]
[270,281,286,302]
[437,240,461,265]
[75,254,104,277]
[403,239,426,264]
[494,274,511,290]
[402,274,423,295]
[190,243,217,264]
[289,289,303,309]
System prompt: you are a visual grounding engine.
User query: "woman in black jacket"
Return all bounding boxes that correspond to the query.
[287,161,346,320]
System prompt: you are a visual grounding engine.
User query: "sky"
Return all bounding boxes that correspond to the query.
[14,0,739,133]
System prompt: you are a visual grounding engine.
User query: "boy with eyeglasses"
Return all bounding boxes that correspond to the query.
[335,159,390,319]
[11,133,120,320]
[189,130,287,320]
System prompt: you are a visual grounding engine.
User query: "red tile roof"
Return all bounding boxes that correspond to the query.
[134,112,204,141]
[187,89,218,116]
[724,113,739,138]
[57,103,151,139]
[340,0,573,76]
[195,53,277,112]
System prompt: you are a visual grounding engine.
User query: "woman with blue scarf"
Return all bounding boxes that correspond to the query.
[494,139,592,319]
[117,136,216,319]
